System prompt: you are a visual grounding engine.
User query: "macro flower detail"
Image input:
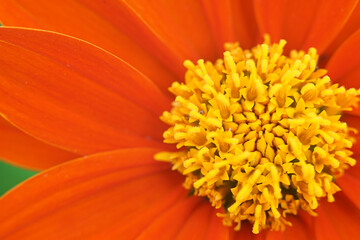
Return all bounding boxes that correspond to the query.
[157,38,359,233]
[0,1,360,239]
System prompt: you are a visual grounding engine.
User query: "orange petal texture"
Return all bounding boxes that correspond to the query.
[0,117,78,170]
[0,0,222,91]
[324,2,360,62]
[326,29,360,116]
[253,0,358,53]
[0,0,179,93]
[136,197,205,239]
[326,28,360,88]
[343,114,360,155]
[265,216,315,240]
[0,27,171,155]
[107,0,217,78]
[337,174,360,210]
[0,148,190,239]
[315,193,360,240]
[175,203,214,239]
[336,118,360,209]
[200,0,259,54]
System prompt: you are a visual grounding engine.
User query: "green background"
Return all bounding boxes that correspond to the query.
[0,160,37,196]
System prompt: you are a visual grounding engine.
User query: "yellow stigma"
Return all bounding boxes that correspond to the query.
[155,37,360,233]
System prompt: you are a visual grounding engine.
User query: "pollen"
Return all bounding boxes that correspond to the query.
[155,37,360,233]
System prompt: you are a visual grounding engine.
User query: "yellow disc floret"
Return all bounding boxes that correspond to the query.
[155,37,360,233]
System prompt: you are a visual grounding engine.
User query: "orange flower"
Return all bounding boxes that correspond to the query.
[0,0,360,239]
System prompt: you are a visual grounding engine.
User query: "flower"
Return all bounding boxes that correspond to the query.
[0,0,360,239]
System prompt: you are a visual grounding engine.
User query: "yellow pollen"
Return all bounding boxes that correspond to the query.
[155,37,360,233]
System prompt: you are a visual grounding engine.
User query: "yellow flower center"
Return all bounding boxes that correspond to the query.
[155,37,360,233]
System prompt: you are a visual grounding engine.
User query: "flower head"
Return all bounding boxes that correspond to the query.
[157,38,359,233]
[0,1,359,239]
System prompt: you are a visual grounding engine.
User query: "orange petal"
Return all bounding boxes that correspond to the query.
[0,0,219,87]
[0,27,170,154]
[315,193,360,240]
[0,148,190,239]
[0,0,178,92]
[314,203,343,240]
[342,114,360,154]
[115,0,217,77]
[0,117,78,170]
[136,197,204,239]
[0,0,41,28]
[175,202,214,239]
[301,0,358,53]
[201,0,236,54]
[265,215,315,240]
[137,195,232,240]
[337,173,360,210]
[345,154,360,180]
[200,0,259,54]
[297,210,316,233]
[204,209,231,240]
[328,32,360,115]
[253,0,358,53]
[229,221,255,239]
[340,114,360,209]
[323,2,360,60]
[326,28,360,89]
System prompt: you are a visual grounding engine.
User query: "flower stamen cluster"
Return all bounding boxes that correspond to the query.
[156,38,359,233]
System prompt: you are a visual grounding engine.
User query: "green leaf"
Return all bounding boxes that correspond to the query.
[0,160,38,196]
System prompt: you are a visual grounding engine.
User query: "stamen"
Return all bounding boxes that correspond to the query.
[155,37,360,233]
